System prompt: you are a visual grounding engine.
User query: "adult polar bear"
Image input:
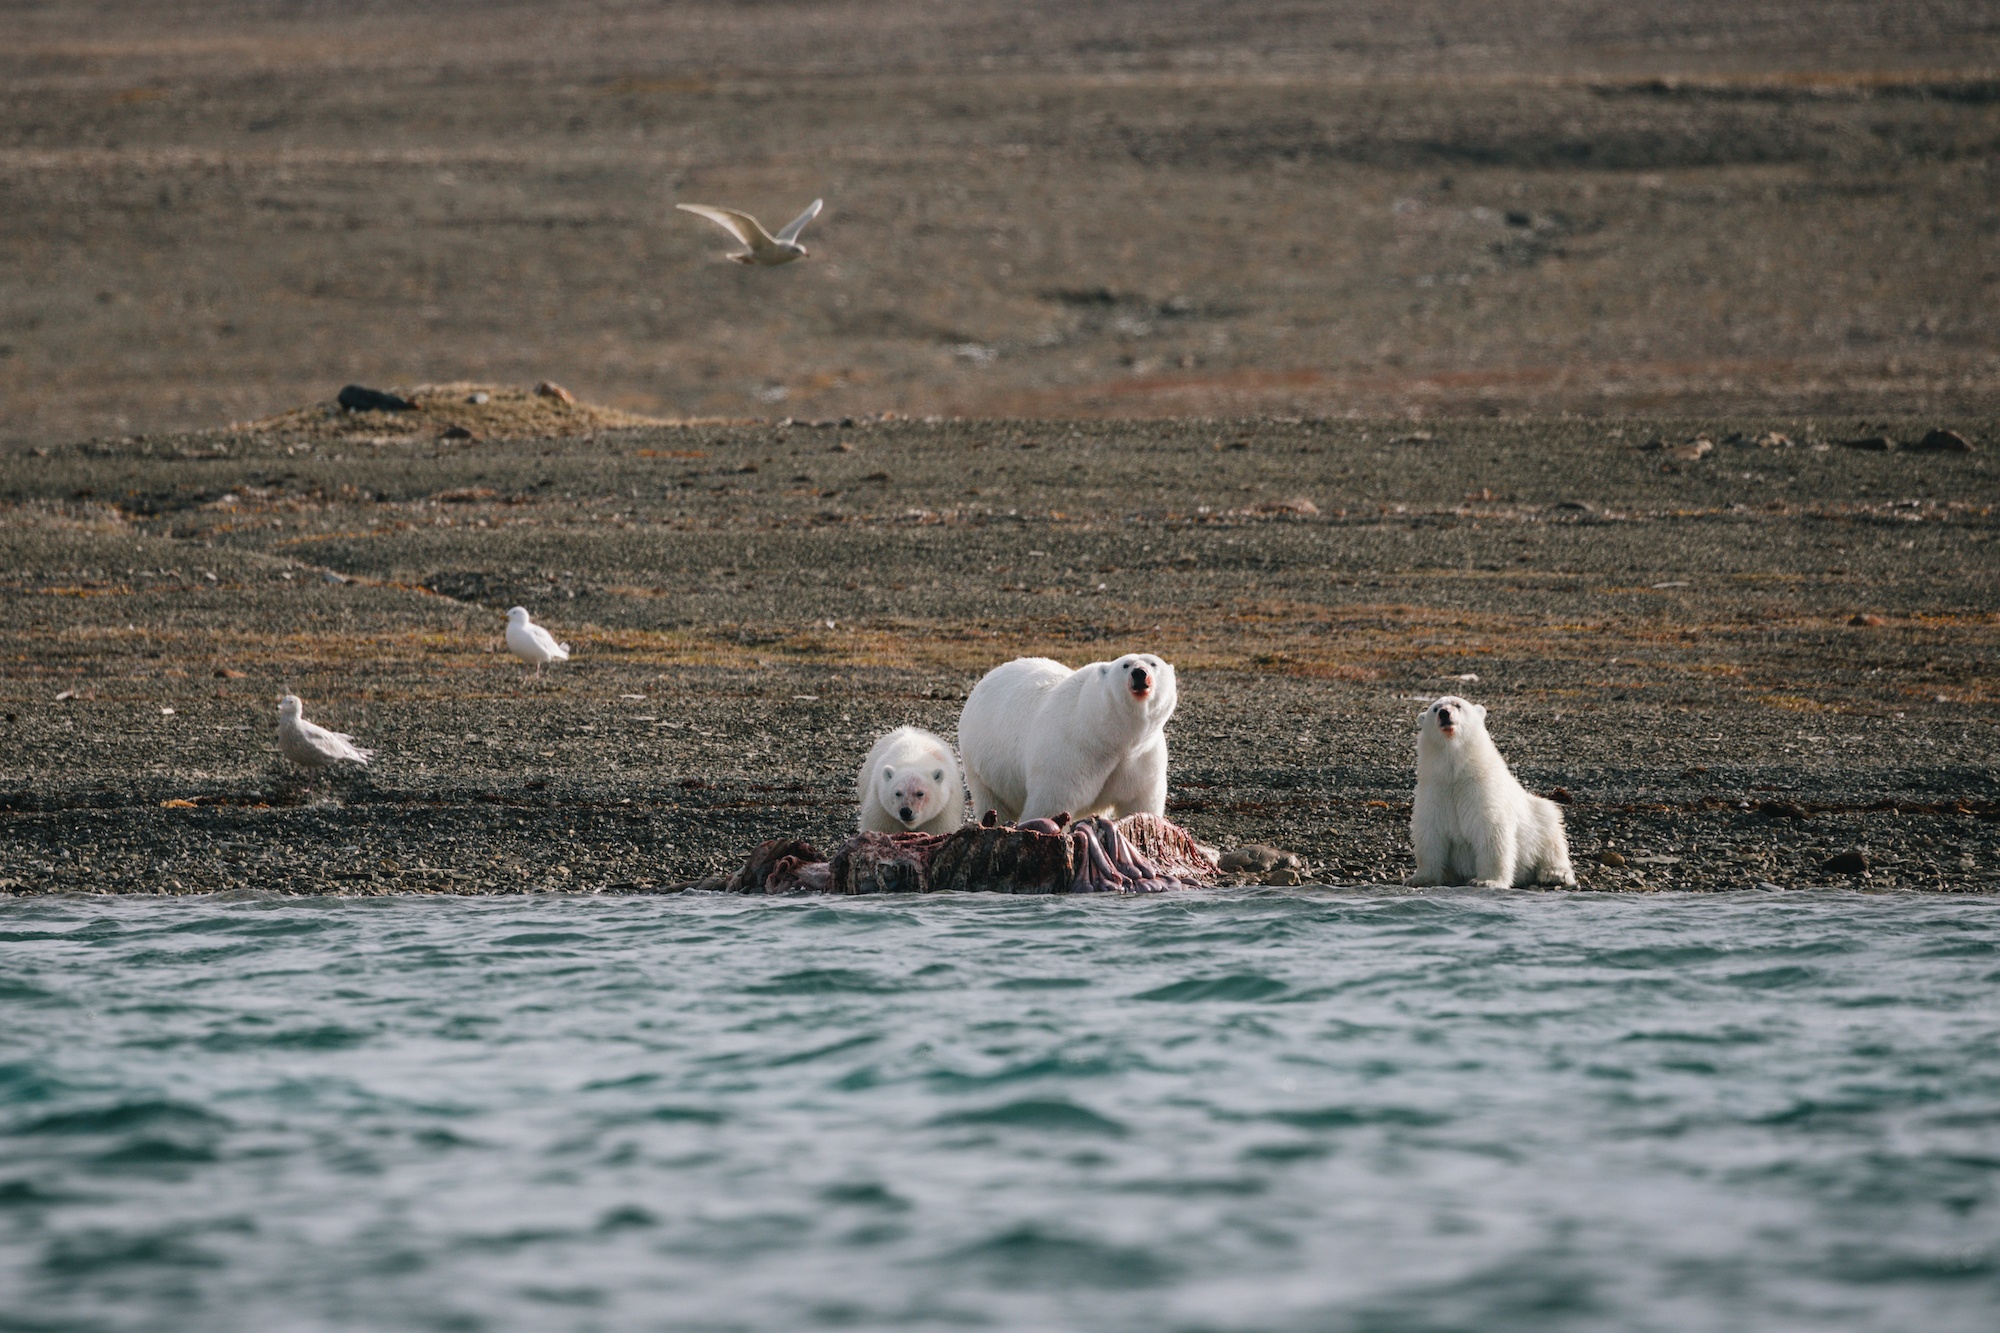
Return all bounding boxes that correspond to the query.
[958,654,1177,824]
[1407,695,1575,888]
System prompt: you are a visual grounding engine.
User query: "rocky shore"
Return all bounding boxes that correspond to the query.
[2,410,1995,894]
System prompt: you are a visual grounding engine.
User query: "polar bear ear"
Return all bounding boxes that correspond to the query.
[932,769,944,781]
[1474,704,1488,719]
[882,765,896,782]
[1098,664,1108,675]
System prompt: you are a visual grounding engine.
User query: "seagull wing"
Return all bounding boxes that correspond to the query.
[774,198,824,245]
[295,717,371,764]
[528,623,570,659]
[328,729,374,764]
[676,204,776,252]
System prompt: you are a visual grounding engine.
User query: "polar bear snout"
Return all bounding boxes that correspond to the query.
[1128,664,1153,697]
[1433,704,1457,736]
[891,778,930,825]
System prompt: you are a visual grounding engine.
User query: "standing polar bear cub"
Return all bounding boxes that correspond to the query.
[1407,696,1575,888]
[856,726,965,835]
[957,654,1177,823]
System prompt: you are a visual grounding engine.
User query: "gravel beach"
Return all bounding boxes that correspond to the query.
[4,411,1994,894]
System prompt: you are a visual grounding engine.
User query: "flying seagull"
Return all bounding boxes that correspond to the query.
[277,693,372,786]
[506,606,571,676]
[676,198,823,266]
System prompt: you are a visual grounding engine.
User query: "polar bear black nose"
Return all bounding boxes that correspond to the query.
[899,805,915,823]
[1436,707,1454,726]
[1130,666,1150,691]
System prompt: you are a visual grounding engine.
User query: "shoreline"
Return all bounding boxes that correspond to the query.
[4,414,1995,896]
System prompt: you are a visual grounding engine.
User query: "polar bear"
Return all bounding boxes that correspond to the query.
[1406,695,1575,888]
[856,726,965,835]
[957,653,1177,824]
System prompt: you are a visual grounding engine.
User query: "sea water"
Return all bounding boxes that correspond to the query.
[2,889,1997,1332]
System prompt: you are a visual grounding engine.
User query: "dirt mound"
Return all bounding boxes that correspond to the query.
[232,382,675,444]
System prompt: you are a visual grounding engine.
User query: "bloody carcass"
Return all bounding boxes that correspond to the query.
[723,812,1217,895]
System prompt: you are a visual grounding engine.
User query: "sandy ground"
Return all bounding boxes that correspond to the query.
[3,0,1998,440]
[3,408,1995,894]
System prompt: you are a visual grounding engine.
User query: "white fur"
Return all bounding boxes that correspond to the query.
[1406,695,1574,888]
[856,726,965,835]
[957,653,1177,823]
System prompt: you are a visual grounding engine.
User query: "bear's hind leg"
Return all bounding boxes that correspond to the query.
[1526,799,1576,886]
[967,771,1014,825]
[1533,838,1577,887]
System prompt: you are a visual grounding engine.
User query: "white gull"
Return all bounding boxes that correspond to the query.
[507,606,571,676]
[277,693,372,785]
[676,198,823,266]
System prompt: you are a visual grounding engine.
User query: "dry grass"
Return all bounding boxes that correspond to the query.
[233,383,675,444]
[15,597,1982,712]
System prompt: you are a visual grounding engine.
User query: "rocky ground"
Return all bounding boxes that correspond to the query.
[3,406,1994,894]
[4,1,1998,441]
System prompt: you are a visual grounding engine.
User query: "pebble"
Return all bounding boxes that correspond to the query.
[1597,850,1626,867]
[1848,613,1884,626]
[1262,867,1303,886]
[535,381,577,405]
[1821,849,1869,876]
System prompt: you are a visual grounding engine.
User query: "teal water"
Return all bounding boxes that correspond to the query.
[3,890,1997,1332]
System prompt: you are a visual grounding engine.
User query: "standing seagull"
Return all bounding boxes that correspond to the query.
[277,694,372,788]
[506,606,571,677]
[676,198,823,266]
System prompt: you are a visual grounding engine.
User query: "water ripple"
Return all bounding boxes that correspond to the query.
[1,889,1997,1331]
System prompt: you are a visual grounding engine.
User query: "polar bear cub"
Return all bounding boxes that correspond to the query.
[856,726,965,835]
[1407,695,1575,888]
[957,653,1177,823]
